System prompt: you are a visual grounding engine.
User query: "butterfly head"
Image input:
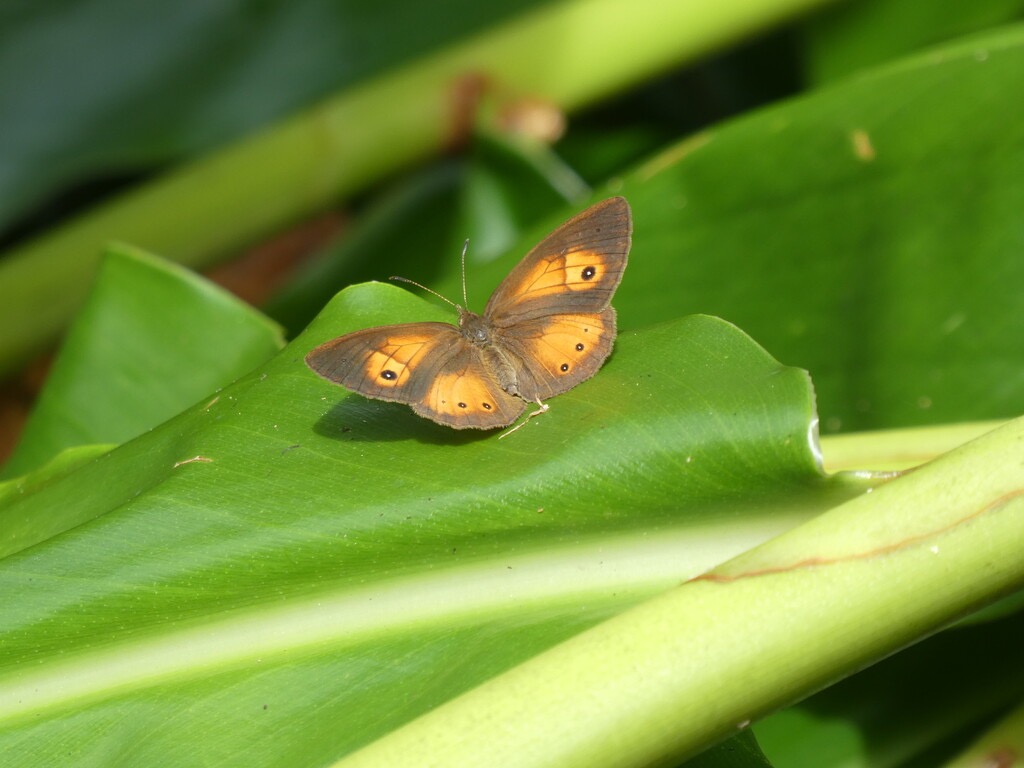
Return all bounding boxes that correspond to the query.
[458,307,489,344]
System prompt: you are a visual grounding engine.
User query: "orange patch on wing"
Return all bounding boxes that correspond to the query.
[429,371,500,415]
[561,250,606,290]
[364,335,433,387]
[520,250,605,297]
[530,315,609,373]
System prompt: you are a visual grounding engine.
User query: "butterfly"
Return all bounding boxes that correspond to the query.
[305,196,631,433]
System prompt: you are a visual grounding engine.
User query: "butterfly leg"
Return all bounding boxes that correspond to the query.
[498,397,549,439]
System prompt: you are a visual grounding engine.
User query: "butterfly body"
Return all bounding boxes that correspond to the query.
[307,197,631,430]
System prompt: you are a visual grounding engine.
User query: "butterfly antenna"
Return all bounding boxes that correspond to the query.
[388,276,460,310]
[389,239,472,311]
[460,239,470,308]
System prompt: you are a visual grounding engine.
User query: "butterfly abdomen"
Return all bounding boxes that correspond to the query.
[478,339,521,397]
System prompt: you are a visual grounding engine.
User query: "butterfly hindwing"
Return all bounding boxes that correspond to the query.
[493,308,616,400]
[412,344,525,429]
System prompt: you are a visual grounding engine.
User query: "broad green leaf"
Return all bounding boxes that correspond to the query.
[0,444,116,511]
[801,0,1024,83]
[0,279,869,765]
[1,244,283,479]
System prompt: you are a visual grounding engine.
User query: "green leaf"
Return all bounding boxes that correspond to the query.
[0,279,869,764]
[801,0,1024,83]
[2,244,283,479]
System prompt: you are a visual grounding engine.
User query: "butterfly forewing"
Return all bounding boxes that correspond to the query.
[493,308,616,400]
[305,323,462,404]
[484,196,631,325]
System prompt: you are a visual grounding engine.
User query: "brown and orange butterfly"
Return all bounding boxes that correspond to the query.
[305,196,631,432]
